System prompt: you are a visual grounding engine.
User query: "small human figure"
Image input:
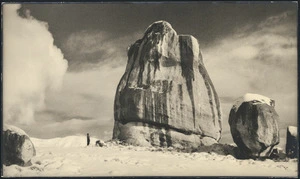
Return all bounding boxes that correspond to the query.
[87,133,90,146]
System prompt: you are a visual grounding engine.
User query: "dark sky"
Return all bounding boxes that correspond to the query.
[20,2,297,71]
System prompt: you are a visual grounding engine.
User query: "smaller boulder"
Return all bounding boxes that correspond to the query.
[228,93,280,158]
[286,126,298,158]
[3,124,36,166]
[95,140,106,147]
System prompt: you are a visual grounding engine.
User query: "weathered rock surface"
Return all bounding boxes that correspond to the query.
[228,93,280,158]
[3,124,36,166]
[269,147,287,161]
[113,21,221,149]
[286,126,298,158]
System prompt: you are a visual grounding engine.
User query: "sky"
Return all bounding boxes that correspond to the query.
[2,2,298,145]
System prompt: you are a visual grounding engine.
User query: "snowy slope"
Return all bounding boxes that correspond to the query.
[31,136,99,148]
[3,137,298,177]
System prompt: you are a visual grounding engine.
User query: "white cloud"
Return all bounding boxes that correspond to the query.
[62,30,142,71]
[3,4,68,125]
[19,61,125,138]
[202,11,297,138]
[43,64,125,123]
[64,31,111,54]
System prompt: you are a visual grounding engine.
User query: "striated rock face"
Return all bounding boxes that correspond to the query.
[228,94,280,158]
[3,124,36,166]
[286,126,298,158]
[113,21,222,149]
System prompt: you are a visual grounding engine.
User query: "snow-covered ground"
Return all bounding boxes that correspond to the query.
[2,136,298,177]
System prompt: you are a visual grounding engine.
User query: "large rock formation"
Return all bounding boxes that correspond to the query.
[286,126,298,158]
[113,21,222,149]
[3,124,36,166]
[228,93,280,158]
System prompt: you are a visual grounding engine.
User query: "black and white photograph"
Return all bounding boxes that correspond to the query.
[1,1,298,177]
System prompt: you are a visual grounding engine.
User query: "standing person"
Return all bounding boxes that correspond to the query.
[87,133,90,146]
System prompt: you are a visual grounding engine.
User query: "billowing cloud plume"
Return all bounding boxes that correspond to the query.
[13,29,139,138]
[3,4,68,125]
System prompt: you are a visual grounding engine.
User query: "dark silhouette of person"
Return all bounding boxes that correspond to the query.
[87,133,90,146]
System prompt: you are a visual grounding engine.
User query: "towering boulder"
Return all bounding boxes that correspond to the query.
[3,124,36,166]
[229,93,280,158]
[113,21,221,149]
[286,126,298,158]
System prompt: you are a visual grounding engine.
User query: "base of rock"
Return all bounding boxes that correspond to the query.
[113,121,217,149]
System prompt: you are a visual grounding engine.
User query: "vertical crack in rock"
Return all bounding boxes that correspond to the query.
[146,63,151,86]
[198,60,222,131]
[162,80,169,125]
[178,84,184,121]
[179,36,196,127]
[198,64,215,122]
[137,30,164,87]
[166,128,172,147]
[137,40,147,87]
[153,37,161,75]
[198,53,222,122]
[125,41,141,88]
